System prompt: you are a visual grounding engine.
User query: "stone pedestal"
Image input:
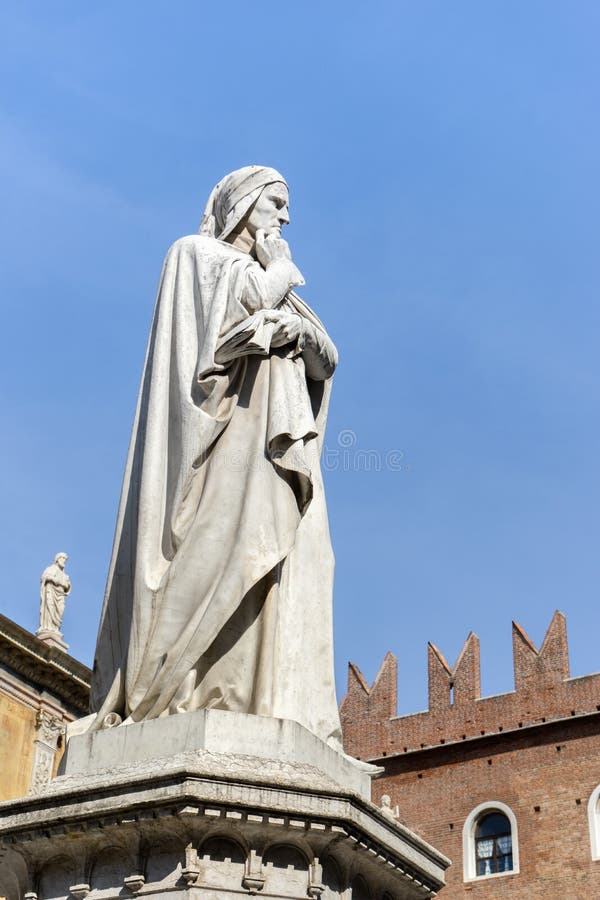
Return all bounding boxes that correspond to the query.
[35,629,68,653]
[0,711,449,899]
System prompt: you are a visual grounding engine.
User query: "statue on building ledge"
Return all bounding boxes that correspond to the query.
[36,552,71,652]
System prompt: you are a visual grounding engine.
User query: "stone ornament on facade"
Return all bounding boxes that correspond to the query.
[380,794,400,821]
[68,886,90,900]
[180,843,200,887]
[28,751,53,796]
[123,874,145,894]
[241,848,265,893]
[308,858,325,897]
[35,709,63,746]
[28,708,63,795]
[36,552,71,651]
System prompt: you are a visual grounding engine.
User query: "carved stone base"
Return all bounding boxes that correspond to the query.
[34,629,68,652]
[0,713,449,899]
[60,708,378,801]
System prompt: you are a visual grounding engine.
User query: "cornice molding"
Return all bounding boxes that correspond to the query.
[0,613,90,715]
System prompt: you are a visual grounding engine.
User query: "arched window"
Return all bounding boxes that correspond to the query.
[463,801,519,881]
[587,783,600,860]
[475,812,512,875]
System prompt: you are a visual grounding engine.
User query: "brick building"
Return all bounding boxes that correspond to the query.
[341,611,600,898]
[0,612,91,802]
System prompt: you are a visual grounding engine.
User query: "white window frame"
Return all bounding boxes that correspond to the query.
[587,784,600,860]
[463,801,519,882]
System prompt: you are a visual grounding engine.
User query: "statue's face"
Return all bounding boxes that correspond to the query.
[57,554,67,568]
[245,182,290,238]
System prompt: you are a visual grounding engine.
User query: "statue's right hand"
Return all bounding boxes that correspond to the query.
[255,229,292,268]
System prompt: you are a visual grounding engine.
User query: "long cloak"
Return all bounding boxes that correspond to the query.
[40,563,70,632]
[90,234,342,747]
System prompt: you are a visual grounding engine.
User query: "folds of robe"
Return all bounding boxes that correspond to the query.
[90,235,342,748]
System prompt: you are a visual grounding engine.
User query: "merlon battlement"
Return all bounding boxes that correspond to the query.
[340,611,600,761]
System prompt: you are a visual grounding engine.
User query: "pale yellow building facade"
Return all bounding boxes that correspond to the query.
[0,613,90,801]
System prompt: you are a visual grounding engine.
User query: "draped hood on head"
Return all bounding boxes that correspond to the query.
[199,165,287,240]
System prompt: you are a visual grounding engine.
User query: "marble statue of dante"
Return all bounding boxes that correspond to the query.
[39,553,71,633]
[90,166,342,747]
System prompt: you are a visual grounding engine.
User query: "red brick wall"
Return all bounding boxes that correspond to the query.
[372,720,600,899]
[341,613,600,898]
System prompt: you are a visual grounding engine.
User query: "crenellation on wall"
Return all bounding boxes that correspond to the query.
[340,652,397,758]
[512,610,569,691]
[341,611,600,760]
[341,611,600,898]
[427,643,451,711]
[428,631,481,710]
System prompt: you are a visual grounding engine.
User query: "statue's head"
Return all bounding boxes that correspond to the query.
[55,552,68,568]
[199,165,289,245]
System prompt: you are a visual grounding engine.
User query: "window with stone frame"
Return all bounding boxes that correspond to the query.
[463,801,519,882]
[475,811,513,876]
[587,783,600,860]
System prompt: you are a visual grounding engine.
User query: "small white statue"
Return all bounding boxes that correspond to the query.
[38,553,71,636]
[380,794,400,821]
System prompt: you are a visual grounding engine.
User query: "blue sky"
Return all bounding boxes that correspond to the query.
[1,2,599,716]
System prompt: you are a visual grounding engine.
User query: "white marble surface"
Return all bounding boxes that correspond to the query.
[37,552,70,646]
[61,708,376,800]
[91,167,342,748]
[0,723,449,900]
